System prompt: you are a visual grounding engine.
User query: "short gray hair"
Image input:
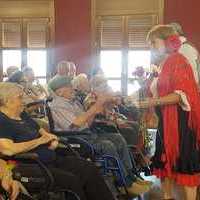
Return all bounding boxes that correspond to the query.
[56,60,76,77]
[72,73,88,90]
[0,82,23,106]
[90,75,113,93]
[56,61,71,76]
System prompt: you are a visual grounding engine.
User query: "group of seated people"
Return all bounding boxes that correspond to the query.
[0,61,151,200]
[2,21,200,200]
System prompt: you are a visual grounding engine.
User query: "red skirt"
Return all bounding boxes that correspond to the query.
[151,107,200,187]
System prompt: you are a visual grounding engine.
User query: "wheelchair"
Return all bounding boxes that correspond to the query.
[26,98,152,199]
[42,98,146,200]
[93,109,152,177]
[0,152,80,200]
[89,112,151,178]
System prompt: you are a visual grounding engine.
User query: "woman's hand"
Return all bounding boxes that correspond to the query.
[48,140,59,150]
[135,98,156,109]
[39,129,59,148]
[1,175,20,200]
[137,99,151,109]
[39,131,58,146]
[135,93,181,109]
[9,180,21,200]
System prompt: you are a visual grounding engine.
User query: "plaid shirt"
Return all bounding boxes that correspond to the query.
[50,95,88,131]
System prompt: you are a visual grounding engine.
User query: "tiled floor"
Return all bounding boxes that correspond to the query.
[141,175,190,200]
[142,175,162,200]
[110,174,192,200]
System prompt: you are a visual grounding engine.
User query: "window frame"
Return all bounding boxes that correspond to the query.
[96,14,158,95]
[0,17,51,81]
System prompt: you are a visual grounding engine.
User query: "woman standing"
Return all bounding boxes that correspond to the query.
[138,25,200,200]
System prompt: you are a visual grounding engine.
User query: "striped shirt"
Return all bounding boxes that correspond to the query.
[50,95,88,131]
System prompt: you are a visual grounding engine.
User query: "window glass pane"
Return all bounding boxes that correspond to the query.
[35,78,46,85]
[100,50,122,78]
[128,50,150,95]
[128,50,150,77]
[107,80,121,92]
[3,50,21,74]
[27,50,47,77]
[128,80,141,95]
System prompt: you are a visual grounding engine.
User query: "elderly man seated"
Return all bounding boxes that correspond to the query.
[56,60,76,78]
[6,66,19,80]
[48,75,151,196]
[72,73,91,105]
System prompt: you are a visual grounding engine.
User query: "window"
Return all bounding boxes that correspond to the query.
[3,50,22,74]
[107,80,121,92]
[27,50,47,83]
[100,50,122,92]
[128,50,151,95]
[0,18,50,83]
[100,50,122,78]
[97,14,158,94]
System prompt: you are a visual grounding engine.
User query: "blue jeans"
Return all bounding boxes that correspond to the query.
[75,132,136,186]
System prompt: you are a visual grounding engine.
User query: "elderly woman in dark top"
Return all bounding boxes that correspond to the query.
[0,82,115,200]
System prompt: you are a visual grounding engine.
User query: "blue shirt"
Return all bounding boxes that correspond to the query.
[50,95,88,131]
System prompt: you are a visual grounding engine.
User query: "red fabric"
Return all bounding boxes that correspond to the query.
[154,52,200,186]
[153,169,200,187]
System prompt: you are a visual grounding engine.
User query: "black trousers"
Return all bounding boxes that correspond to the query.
[16,156,114,200]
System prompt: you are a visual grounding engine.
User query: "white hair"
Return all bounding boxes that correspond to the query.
[90,75,113,93]
[56,60,76,77]
[0,82,23,106]
[72,73,87,89]
[57,61,71,71]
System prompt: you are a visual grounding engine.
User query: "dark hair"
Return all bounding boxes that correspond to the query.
[7,70,24,83]
[22,67,33,74]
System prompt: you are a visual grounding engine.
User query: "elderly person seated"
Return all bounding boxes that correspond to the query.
[90,74,113,94]
[56,60,76,78]
[48,75,151,196]
[7,70,42,103]
[0,82,115,200]
[83,74,114,110]
[72,73,90,105]
[85,75,141,146]
[6,66,19,79]
[22,67,48,100]
[7,70,48,129]
[7,70,25,84]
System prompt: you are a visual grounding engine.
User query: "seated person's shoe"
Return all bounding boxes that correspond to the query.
[136,178,153,186]
[120,181,151,196]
